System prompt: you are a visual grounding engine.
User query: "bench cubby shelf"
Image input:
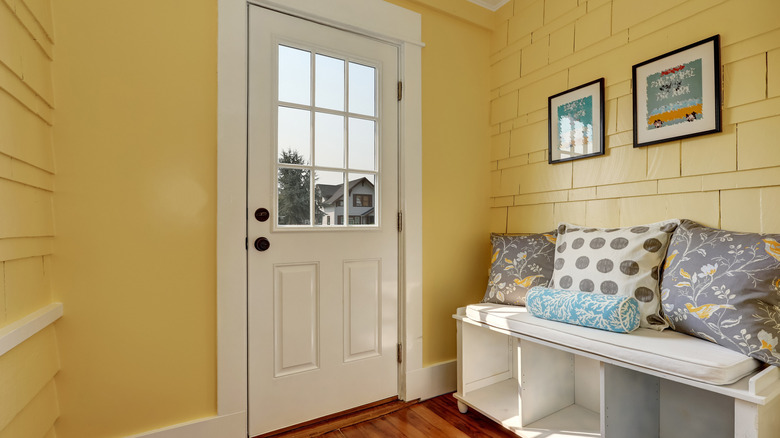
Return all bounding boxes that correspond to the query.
[454,307,780,438]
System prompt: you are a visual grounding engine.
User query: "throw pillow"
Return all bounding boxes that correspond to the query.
[482,232,557,306]
[550,220,679,330]
[526,286,641,333]
[661,219,780,366]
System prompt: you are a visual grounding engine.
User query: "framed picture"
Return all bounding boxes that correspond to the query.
[548,78,605,164]
[633,35,721,148]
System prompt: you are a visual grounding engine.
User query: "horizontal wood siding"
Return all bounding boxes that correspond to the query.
[0,0,59,437]
[490,0,780,234]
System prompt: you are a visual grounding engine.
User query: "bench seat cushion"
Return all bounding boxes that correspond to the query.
[466,303,762,385]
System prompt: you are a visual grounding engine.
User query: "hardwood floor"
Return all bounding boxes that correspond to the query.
[260,393,518,438]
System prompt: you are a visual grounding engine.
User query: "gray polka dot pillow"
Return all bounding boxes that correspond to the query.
[549,220,679,330]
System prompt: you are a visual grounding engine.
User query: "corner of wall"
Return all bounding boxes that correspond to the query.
[0,0,59,436]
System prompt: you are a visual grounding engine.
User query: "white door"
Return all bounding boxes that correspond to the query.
[247,6,400,436]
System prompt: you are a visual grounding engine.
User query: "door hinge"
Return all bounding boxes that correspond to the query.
[397,81,403,101]
[397,211,403,232]
[397,343,403,364]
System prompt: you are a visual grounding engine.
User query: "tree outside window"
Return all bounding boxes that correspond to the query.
[277,149,325,225]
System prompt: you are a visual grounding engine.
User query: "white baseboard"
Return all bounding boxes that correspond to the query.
[129,361,454,437]
[405,359,457,401]
[129,411,245,438]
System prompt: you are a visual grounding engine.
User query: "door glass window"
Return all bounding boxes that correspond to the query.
[277,107,311,164]
[315,55,345,111]
[348,118,375,171]
[314,112,345,168]
[348,62,375,117]
[278,46,310,106]
[314,170,344,227]
[347,173,375,225]
[276,44,379,228]
[277,167,311,225]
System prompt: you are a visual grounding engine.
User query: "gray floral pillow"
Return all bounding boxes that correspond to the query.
[482,232,557,306]
[661,220,780,366]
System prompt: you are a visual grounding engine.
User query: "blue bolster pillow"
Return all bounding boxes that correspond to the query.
[526,286,640,333]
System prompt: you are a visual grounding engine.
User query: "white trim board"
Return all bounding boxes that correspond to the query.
[247,0,423,46]
[215,0,424,436]
[406,359,458,401]
[466,0,510,12]
[128,412,245,438]
[0,302,63,357]
[216,0,249,418]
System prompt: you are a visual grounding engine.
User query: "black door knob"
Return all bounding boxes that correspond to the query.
[255,208,270,222]
[254,237,270,252]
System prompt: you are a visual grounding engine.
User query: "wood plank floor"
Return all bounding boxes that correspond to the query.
[261,393,518,438]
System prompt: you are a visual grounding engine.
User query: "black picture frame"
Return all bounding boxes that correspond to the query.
[632,35,721,148]
[548,78,605,164]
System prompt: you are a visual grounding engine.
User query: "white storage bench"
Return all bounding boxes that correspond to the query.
[454,303,780,438]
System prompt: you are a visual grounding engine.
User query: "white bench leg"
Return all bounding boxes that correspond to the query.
[457,400,469,414]
[735,395,780,438]
[734,399,759,438]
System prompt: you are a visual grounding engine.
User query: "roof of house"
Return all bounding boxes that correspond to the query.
[316,183,341,201]
[321,177,374,205]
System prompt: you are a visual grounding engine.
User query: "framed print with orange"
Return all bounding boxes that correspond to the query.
[633,35,721,148]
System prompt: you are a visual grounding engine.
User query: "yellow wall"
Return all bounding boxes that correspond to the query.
[48,0,490,435]
[51,0,217,436]
[39,0,780,435]
[490,0,780,235]
[0,328,60,438]
[0,0,59,436]
[386,0,493,366]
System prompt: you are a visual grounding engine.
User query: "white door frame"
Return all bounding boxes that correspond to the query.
[216,0,424,433]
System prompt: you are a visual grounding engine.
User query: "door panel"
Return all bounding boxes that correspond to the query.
[248,6,399,436]
[344,259,381,361]
[274,263,319,376]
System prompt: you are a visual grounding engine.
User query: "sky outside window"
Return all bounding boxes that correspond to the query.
[277,45,377,187]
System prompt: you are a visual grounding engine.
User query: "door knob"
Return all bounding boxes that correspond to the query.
[255,208,270,222]
[254,237,271,252]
